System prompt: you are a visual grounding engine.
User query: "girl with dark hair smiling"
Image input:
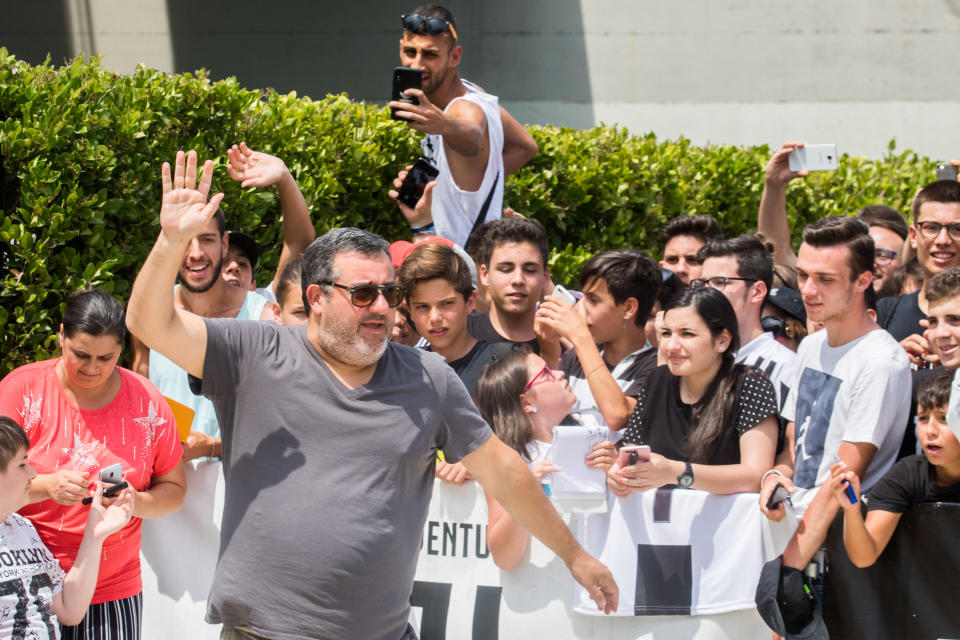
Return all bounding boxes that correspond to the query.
[610,287,779,495]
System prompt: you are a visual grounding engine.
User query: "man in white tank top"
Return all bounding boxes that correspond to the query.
[390,6,538,246]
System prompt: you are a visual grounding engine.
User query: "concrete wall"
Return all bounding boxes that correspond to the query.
[3,0,959,158]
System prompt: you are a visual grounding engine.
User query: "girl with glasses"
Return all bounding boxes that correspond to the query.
[474,346,614,570]
[610,287,779,495]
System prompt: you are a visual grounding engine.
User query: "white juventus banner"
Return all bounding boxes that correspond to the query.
[573,488,766,617]
[139,469,769,639]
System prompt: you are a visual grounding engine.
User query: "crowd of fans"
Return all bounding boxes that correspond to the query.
[1,3,959,640]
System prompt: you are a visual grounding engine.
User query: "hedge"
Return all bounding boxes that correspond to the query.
[0,49,940,374]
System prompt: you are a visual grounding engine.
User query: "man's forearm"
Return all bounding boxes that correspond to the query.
[757,180,797,268]
[276,171,314,260]
[782,482,839,569]
[127,234,188,347]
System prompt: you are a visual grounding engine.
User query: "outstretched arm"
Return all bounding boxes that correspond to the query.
[758,141,808,269]
[126,150,223,379]
[463,435,619,613]
[227,143,314,292]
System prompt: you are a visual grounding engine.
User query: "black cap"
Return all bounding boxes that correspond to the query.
[226,231,260,268]
[766,287,806,325]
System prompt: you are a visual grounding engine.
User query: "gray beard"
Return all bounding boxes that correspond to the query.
[315,316,389,369]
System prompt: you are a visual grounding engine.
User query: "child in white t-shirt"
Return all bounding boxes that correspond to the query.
[0,415,133,639]
[830,367,960,567]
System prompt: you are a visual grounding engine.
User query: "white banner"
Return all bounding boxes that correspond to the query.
[139,465,772,639]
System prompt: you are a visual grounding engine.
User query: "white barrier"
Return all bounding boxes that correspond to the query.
[140,467,772,639]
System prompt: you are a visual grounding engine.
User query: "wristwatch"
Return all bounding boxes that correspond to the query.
[677,461,694,488]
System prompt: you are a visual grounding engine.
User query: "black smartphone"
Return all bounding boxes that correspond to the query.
[765,482,790,510]
[936,162,958,182]
[391,67,421,122]
[397,157,439,208]
[103,480,129,498]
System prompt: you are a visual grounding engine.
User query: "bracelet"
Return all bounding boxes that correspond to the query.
[586,363,607,378]
[410,222,435,234]
[210,440,216,459]
[760,469,785,487]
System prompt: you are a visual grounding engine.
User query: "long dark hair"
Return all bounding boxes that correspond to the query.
[665,287,744,463]
[473,345,536,460]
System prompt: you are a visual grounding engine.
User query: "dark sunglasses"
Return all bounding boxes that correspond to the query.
[761,315,788,339]
[401,14,459,40]
[318,282,407,308]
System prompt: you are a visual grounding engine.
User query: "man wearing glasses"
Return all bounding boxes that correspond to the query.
[127,151,617,640]
[877,181,960,363]
[389,5,538,246]
[855,205,909,294]
[696,235,797,414]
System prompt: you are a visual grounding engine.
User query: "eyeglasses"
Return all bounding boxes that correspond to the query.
[401,14,459,41]
[761,315,788,339]
[915,221,960,241]
[523,365,556,392]
[690,276,755,291]
[317,282,407,308]
[874,248,900,265]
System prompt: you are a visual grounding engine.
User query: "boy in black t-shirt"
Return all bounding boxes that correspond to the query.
[830,367,960,567]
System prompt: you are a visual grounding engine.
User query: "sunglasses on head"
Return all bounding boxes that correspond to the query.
[318,282,407,308]
[401,14,458,41]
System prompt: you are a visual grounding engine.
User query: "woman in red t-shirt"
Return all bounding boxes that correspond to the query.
[0,289,185,639]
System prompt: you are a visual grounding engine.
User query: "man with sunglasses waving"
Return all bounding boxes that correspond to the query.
[877,180,960,365]
[696,236,798,416]
[389,5,538,246]
[127,151,617,640]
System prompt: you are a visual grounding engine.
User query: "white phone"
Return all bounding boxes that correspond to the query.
[552,284,576,306]
[98,463,123,484]
[788,144,838,172]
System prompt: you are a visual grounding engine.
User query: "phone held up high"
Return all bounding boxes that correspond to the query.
[936,162,958,182]
[788,144,838,172]
[397,157,439,209]
[391,67,422,122]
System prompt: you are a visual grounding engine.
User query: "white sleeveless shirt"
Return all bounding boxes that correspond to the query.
[420,79,504,246]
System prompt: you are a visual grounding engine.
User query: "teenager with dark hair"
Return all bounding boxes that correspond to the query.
[468,217,550,350]
[697,235,797,412]
[878,181,960,356]
[0,416,134,638]
[536,250,661,429]
[756,216,910,632]
[610,287,779,495]
[657,214,724,286]
[857,205,908,293]
[0,289,185,640]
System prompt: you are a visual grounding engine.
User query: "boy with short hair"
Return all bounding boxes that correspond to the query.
[657,214,724,286]
[0,416,133,637]
[469,217,550,351]
[400,241,501,393]
[536,249,661,429]
[830,367,960,567]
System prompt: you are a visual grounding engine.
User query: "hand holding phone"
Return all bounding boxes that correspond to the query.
[396,158,439,209]
[616,445,651,469]
[765,483,791,510]
[551,284,577,306]
[390,67,422,122]
[81,464,125,505]
[788,144,838,172]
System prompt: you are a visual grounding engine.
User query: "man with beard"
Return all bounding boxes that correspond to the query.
[126,151,619,640]
[130,202,272,460]
[389,5,538,246]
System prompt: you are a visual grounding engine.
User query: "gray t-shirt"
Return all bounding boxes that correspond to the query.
[196,319,492,640]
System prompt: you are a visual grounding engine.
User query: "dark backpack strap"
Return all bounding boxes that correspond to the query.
[469,171,500,237]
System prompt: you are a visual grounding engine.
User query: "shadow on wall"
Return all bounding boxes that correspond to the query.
[0,2,73,67]
[165,0,594,128]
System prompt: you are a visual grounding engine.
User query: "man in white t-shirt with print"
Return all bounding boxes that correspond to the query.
[758,216,910,579]
[697,235,797,412]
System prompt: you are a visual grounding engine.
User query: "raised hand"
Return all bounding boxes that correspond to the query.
[765,141,809,186]
[159,150,224,244]
[227,142,288,188]
[389,165,435,230]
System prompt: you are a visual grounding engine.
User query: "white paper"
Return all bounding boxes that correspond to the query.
[549,426,610,513]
